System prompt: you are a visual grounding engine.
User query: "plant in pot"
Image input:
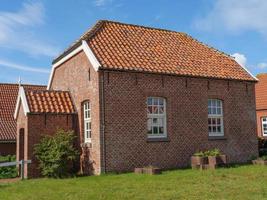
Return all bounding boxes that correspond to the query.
[191,151,208,169]
[142,165,161,175]
[252,155,267,165]
[206,148,227,168]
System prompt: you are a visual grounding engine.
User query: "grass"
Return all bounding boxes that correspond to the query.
[1,165,267,200]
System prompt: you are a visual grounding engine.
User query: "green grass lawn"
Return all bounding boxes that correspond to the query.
[1,165,267,200]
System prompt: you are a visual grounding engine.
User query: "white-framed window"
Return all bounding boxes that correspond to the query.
[208,99,224,137]
[147,97,167,138]
[83,101,91,143]
[262,117,267,136]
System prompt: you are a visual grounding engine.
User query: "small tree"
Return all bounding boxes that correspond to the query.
[34,129,79,178]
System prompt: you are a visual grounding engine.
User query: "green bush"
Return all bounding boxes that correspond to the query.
[34,129,79,178]
[0,155,17,179]
[193,149,221,157]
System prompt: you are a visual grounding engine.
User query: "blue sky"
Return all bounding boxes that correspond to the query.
[0,0,267,85]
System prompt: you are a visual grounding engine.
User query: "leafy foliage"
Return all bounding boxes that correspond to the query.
[193,148,221,157]
[0,155,17,179]
[34,129,79,178]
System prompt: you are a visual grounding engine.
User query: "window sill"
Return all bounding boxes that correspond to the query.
[81,142,92,148]
[208,136,227,141]
[147,137,170,142]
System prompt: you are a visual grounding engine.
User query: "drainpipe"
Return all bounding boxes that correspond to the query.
[100,71,106,173]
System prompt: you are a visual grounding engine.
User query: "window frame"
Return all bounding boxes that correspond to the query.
[208,99,224,137]
[147,97,167,139]
[83,101,91,143]
[262,117,267,136]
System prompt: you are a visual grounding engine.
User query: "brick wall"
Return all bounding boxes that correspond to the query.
[256,110,267,137]
[27,114,75,178]
[102,71,258,172]
[0,143,16,156]
[50,51,102,174]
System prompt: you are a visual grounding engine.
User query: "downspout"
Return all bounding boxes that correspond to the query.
[100,71,106,173]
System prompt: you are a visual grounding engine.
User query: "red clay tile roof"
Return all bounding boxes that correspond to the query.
[255,74,267,110]
[53,20,256,82]
[24,90,75,114]
[0,83,46,141]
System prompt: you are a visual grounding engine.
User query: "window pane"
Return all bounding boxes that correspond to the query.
[211,100,216,106]
[208,118,211,125]
[159,98,164,105]
[153,98,159,105]
[152,106,158,114]
[153,126,159,134]
[153,118,158,124]
[217,126,221,133]
[212,118,216,125]
[217,118,221,125]
[147,106,153,114]
[208,108,212,115]
[159,106,164,114]
[212,107,216,114]
[147,98,153,105]
[208,99,212,106]
[217,108,221,115]
[159,127,164,134]
[212,126,216,132]
[208,126,212,132]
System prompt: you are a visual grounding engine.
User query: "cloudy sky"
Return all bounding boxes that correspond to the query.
[0,0,267,85]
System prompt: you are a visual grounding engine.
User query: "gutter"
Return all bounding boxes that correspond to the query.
[100,72,106,173]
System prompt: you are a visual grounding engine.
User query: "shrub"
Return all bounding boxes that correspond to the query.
[258,137,267,156]
[0,155,17,179]
[34,129,79,178]
[193,151,205,157]
[193,149,221,157]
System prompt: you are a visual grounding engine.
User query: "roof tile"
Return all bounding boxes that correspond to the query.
[54,20,255,82]
[24,90,75,114]
[0,84,45,141]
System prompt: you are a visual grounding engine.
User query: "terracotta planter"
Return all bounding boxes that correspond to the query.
[134,168,143,174]
[143,167,162,175]
[208,155,227,167]
[252,159,267,165]
[191,156,208,169]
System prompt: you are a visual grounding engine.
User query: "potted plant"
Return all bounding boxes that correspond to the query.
[252,155,267,165]
[207,148,227,168]
[142,165,162,175]
[134,167,143,174]
[191,151,208,169]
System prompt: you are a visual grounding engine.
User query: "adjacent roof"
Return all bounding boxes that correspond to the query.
[24,90,75,114]
[255,74,267,110]
[0,83,45,141]
[53,20,256,82]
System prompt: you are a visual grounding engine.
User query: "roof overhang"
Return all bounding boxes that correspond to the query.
[14,86,30,119]
[47,40,101,90]
[240,64,258,81]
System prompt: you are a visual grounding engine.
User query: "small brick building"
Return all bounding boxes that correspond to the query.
[16,20,258,177]
[255,73,267,137]
[0,83,45,156]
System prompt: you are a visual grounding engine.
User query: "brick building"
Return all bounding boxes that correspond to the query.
[0,83,45,156]
[15,20,258,177]
[255,73,267,137]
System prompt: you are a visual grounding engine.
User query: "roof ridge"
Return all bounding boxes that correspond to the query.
[0,83,46,87]
[24,89,70,93]
[52,20,105,64]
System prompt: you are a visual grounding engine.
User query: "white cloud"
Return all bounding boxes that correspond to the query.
[195,0,267,35]
[94,0,114,7]
[0,2,59,57]
[258,62,267,69]
[231,53,247,67]
[0,59,49,73]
